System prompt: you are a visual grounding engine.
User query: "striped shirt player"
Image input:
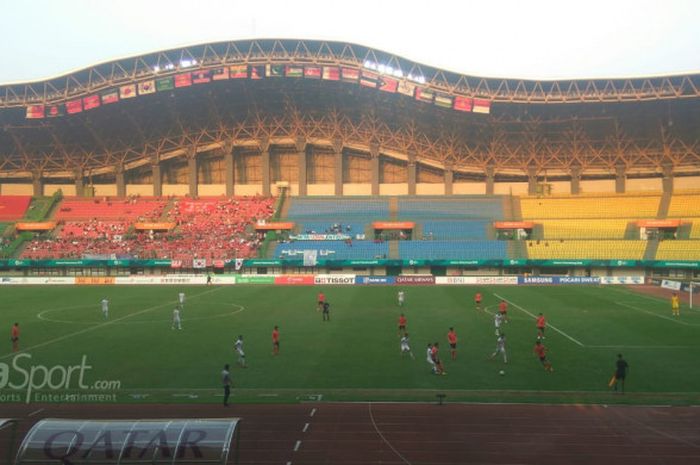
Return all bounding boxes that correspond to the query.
[101,298,109,319]
[234,335,246,367]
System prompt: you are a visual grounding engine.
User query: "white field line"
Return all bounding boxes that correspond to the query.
[293,440,302,452]
[493,293,585,347]
[608,286,700,313]
[368,402,413,465]
[1,287,223,360]
[586,345,696,349]
[614,301,700,326]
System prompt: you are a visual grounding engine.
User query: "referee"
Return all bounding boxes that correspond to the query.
[222,364,232,406]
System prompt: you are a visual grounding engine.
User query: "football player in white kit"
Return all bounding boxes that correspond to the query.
[490,333,508,363]
[397,290,405,307]
[101,298,109,319]
[234,335,246,367]
[178,292,185,307]
[172,306,182,330]
[400,332,414,359]
[494,312,503,336]
[426,343,437,373]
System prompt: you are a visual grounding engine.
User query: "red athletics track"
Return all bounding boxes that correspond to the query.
[2,402,700,465]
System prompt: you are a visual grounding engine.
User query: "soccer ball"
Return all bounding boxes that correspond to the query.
[499,370,505,376]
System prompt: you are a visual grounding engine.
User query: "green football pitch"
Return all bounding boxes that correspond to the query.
[1,284,699,405]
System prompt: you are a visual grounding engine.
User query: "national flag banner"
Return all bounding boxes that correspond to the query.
[82,94,101,110]
[175,72,193,88]
[119,84,137,99]
[397,80,416,97]
[304,66,322,79]
[234,258,244,270]
[193,258,207,269]
[138,80,156,95]
[66,99,83,114]
[415,87,435,103]
[192,70,211,84]
[211,67,229,80]
[378,76,398,93]
[265,64,284,77]
[45,104,65,117]
[322,66,340,81]
[25,105,45,119]
[453,95,473,112]
[230,65,248,79]
[434,93,453,108]
[155,77,174,92]
[101,90,119,105]
[341,67,360,82]
[249,65,265,80]
[360,70,379,88]
[472,98,492,114]
[285,64,304,78]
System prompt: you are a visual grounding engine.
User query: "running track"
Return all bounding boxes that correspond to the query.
[2,402,699,464]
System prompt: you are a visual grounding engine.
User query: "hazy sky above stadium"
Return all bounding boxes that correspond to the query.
[1,0,698,83]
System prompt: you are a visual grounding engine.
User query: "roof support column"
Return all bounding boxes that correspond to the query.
[260,138,271,197]
[485,165,495,195]
[527,166,538,195]
[152,157,162,197]
[74,169,84,197]
[370,143,380,196]
[662,162,674,194]
[224,141,235,197]
[187,147,198,198]
[407,150,417,196]
[296,137,307,197]
[444,163,453,195]
[570,165,582,195]
[116,166,126,198]
[615,164,626,194]
[333,138,343,196]
[32,170,43,197]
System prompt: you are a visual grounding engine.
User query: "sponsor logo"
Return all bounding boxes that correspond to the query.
[0,353,120,404]
[395,276,435,285]
[520,276,555,284]
[355,276,396,285]
[314,275,356,285]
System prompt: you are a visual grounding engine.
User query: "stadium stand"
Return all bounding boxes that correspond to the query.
[288,197,389,219]
[276,239,389,260]
[297,221,364,236]
[398,197,503,219]
[421,220,489,240]
[538,219,631,239]
[54,197,167,221]
[520,194,661,219]
[526,240,646,260]
[399,240,507,260]
[655,240,700,260]
[0,196,32,221]
[667,193,700,218]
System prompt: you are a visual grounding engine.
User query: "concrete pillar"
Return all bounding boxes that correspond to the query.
[115,167,126,198]
[570,166,582,195]
[152,161,162,197]
[370,143,380,196]
[407,150,417,195]
[662,163,674,194]
[260,139,271,197]
[74,169,84,197]
[224,145,235,197]
[444,165,453,195]
[32,171,43,197]
[485,165,495,195]
[187,149,198,197]
[527,166,538,195]
[296,137,307,197]
[615,164,626,194]
[333,138,343,196]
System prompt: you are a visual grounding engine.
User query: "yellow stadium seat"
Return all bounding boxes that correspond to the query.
[655,240,700,260]
[526,240,646,259]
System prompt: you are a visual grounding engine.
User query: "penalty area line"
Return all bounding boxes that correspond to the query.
[493,293,585,347]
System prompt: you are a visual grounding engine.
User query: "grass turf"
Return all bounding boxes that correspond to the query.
[1,284,699,405]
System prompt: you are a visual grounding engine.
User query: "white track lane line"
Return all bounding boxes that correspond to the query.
[368,402,413,465]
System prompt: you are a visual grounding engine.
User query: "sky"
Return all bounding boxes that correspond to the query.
[0,0,698,84]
